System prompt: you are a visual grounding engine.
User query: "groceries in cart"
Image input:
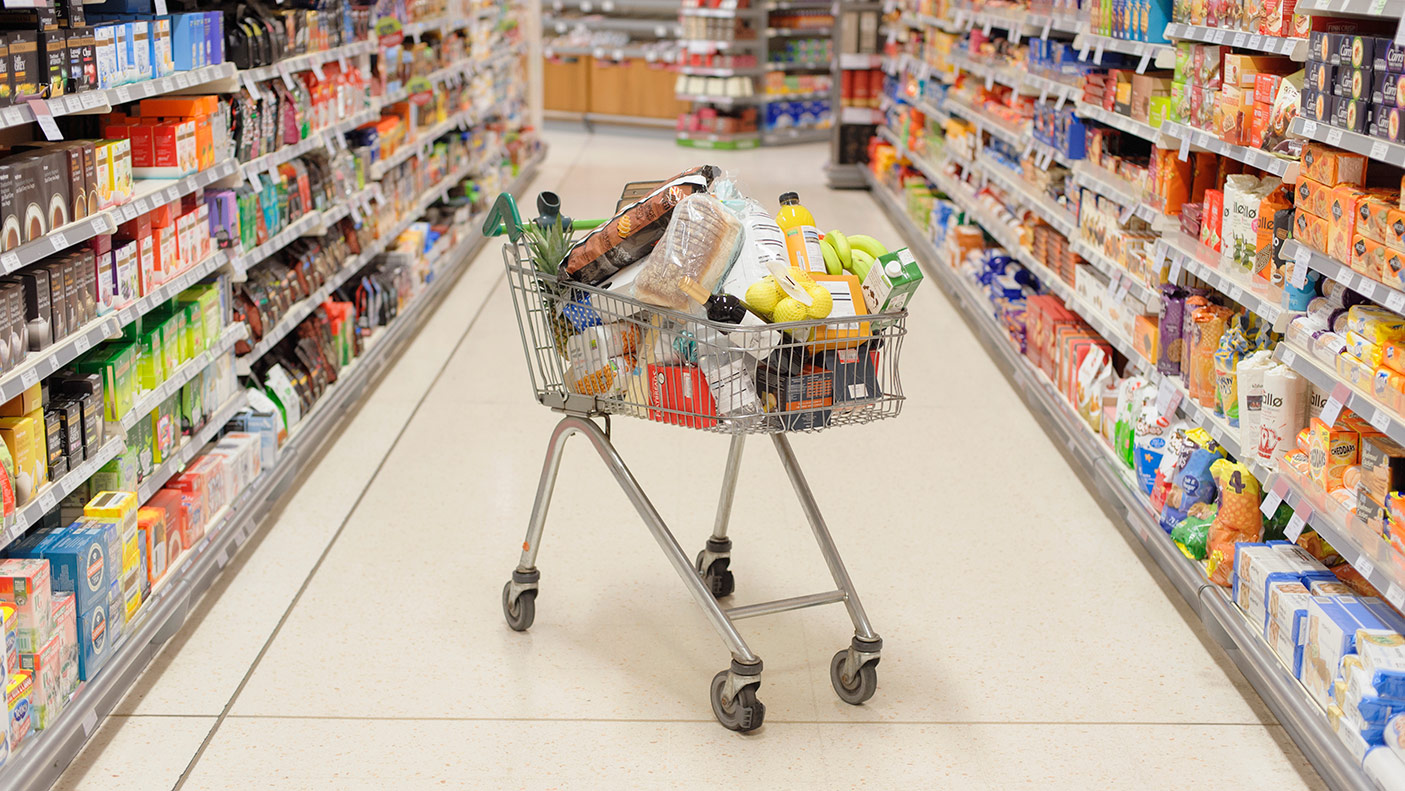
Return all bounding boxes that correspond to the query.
[517,166,922,431]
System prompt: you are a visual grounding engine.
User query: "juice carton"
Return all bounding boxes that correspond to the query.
[0,560,51,654]
[860,248,924,314]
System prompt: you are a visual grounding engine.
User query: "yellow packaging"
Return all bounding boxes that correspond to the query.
[83,491,138,538]
[1346,331,1386,366]
[1337,350,1376,389]
[6,669,29,747]
[0,411,45,501]
[1311,415,1361,490]
[1347,305,1405,343]
[1374,367,1405,411]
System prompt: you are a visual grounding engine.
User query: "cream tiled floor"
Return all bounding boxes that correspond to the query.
[52,128,1328,790]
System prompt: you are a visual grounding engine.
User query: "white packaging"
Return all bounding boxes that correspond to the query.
[1367,746,1405,789]
[1236,350,1274,463]
[1258,363,1307,466]
[1308,382,1330,422]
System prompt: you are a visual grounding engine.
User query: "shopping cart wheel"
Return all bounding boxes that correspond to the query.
[710,669,765,732]
[830,649,879,705]
[502,580,536,632]
[694,549,735,598]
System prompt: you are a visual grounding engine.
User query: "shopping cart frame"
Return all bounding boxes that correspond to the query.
[486,192,894,732]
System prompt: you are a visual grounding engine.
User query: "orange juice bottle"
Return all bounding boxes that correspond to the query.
[775,192,826,274]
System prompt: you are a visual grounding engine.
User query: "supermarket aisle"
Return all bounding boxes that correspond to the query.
[56,129,1326,790]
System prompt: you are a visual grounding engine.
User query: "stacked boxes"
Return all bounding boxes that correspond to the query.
[1302,31,1405,141]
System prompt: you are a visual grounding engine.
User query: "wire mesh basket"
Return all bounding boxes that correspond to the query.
[504,238,908,435]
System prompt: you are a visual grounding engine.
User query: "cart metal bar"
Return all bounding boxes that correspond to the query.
[529,415,761,664]
[711,434,746,541]
[725,590,847,620]
[772,433,879,641]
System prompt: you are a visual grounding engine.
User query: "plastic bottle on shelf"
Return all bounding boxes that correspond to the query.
[775,192,826,274]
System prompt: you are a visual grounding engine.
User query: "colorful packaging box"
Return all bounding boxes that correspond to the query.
[0,560,51,655]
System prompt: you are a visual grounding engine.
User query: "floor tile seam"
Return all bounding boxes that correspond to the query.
[199,714,1287,728]
[166,247,521,790]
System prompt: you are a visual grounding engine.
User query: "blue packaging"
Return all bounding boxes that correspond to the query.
[171,14,200,71]
[8,524,110,614]
[204,12,222,65]
[75,595,113,680]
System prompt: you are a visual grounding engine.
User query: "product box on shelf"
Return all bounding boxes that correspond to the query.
[0,559,50,656]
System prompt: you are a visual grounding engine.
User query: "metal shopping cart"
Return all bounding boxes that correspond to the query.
[485,190,907,732]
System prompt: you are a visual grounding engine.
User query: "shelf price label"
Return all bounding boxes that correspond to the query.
[1387,291,1405,312]
[1361,279,1379,299]
[1327,128,1344,146]
[26,100,61,141]
[1388,583,1405,610]
[1372,140,1391,161]
[1371,407,1393,432]
[1321,382,1351,426]
[1285,506,1311,542]
[36,489,55,514]
[1358,555,1377,581]
[1093,42,1105,64]
[1261,479,1287,517]
[19,368,38,390]
[1137,52,1151,73]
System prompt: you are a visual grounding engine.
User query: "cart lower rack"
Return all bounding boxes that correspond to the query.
[487,192,907,731]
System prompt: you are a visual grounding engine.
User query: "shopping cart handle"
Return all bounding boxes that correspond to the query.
[484,193,524,241]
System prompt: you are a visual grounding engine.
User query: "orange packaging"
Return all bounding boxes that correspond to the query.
[1338,350,1376,390]
[1249,102,1271,149]
[1202,189,1225,251]
[1133,314,1159,363]
[1254,73,1283,103]
[1385,249,1405,288]
[1358,195,1394,244]
[1295,209,1330,255]
[1302,142,1369,187]
[1256,188,1293,283]
[1353,235,1387,277]
[1298,426,1312,452]
[803,273,872,352]
[1295,178,1333,219]
[1310,415,1361,491]
[1329,185,1368,263]
[1384,342,1405,376]
[136,95,220,118]
[1386,208,1405,253]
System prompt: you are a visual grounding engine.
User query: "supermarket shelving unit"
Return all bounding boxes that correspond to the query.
[863,2,1405,787]
[0,4,542,788]
[675,0,839,147]
[826,2,890,186]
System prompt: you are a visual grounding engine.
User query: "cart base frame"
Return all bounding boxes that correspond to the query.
[501,413,884,731]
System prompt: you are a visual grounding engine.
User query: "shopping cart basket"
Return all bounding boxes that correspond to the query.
[486,191,906,732]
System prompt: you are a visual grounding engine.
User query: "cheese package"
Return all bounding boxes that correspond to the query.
[1349,306,1405,343]
[1303,142,1369,186]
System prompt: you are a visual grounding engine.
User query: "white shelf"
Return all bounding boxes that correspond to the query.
[240,41,377,83]
[1074,101,1170,147]
[1274,341,1405,451]
[1284,238,1405,315]
[1157,231,1293,329]
[0,159,240,276]
[0,63,236,133]
[1071,161,1172,230]
[1290,116,1405,170]
[1073,31,1176,68]
[1162,23,1308,59]
[1158,120,1300,182]
[1293,0,1405,16]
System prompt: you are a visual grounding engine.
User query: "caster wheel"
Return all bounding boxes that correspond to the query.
[502,580,536,632]
[710,670,765,732]
[830,649,878,705]
[694,550,735,598]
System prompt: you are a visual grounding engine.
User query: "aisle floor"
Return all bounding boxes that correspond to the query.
[54,129,1327,790]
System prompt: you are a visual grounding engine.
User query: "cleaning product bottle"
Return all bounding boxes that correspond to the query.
[775,192,826,274]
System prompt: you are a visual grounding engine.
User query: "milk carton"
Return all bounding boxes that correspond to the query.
[861,248,924,314]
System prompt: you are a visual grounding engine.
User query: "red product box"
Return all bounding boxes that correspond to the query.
[647,364,718,429]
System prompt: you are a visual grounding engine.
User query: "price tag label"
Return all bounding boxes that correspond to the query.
[1137,52,1151,73]
[1387,291,1405,313]
[1388,583,1405,609]
[1362,279,1379,299]
[1055,93,1068,110]
[338,54,349,71]
[1168,255,1183,283]
[985,73,994,90]
[1233,32,1247,47]
[1260,486,1284,517]
[74,333,90,354]
[49,231,69,252]
[1372,140,1390,161]
[1178,135,1191,162]
[1094,42,1105,64]
[1079,43,1090,60]
[1041,19,1052,39]
[1321,396,1345,426]
[1119,204,1134,225]
[1228,285,1243,303]
[983,21,993,35]
[1214,29,1227,43]
[174,72,190,89]
[1358,555,1377,580]
[19,368,37,389]
[311,60,326,81]
[0,252,18,273]
[0,107,19,128]
[1302,120,1318,138]
[114,85,131,104]
[1371,406,1393,432]
[82,92,104,110]
[1282,348,1297,367]
[26,100,60,141]
[217,548,230,568]
[1327,128,1344,146]
[1012,29,1022,44]
[36,489,55,513]
[81,710,97,736]
[1285,509,1309,542]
